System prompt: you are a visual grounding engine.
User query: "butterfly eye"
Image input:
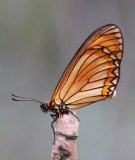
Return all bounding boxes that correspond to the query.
[40,103,48,113]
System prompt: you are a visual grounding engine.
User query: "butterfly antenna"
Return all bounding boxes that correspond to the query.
[11,94,43,105]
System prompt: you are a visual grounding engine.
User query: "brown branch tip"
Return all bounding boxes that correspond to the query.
[51,111,79,160]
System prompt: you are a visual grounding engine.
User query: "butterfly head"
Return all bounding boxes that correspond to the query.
[40,103,49,113]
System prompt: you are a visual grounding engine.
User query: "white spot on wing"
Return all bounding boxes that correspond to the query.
[112,90,117,98]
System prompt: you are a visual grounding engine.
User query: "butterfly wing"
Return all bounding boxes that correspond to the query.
[51,24,123,109]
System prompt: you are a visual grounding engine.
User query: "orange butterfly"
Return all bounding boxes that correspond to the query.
[12,24,123,137]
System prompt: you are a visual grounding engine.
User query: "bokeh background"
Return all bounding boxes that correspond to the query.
[0,0,134,160]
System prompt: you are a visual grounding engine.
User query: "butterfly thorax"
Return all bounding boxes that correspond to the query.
[40,101,69,115]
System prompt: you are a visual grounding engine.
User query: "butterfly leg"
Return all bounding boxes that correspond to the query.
[68,110,80,121]
[51,114,58,120]
[50,114,59,144]
[58,103,80,121]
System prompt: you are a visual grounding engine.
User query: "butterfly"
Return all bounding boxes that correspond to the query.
[12,24,123,139]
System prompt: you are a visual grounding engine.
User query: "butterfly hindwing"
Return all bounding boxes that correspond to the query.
[51,24,123,109]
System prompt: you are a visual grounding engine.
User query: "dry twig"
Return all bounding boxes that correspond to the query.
[51,112,79,160]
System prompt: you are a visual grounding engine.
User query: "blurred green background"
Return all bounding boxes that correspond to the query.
[0,0,134,160]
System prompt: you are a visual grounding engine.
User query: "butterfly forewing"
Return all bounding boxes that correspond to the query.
[51,24,123,109]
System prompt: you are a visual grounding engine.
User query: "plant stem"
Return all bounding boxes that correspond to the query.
[51,112,79,160]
